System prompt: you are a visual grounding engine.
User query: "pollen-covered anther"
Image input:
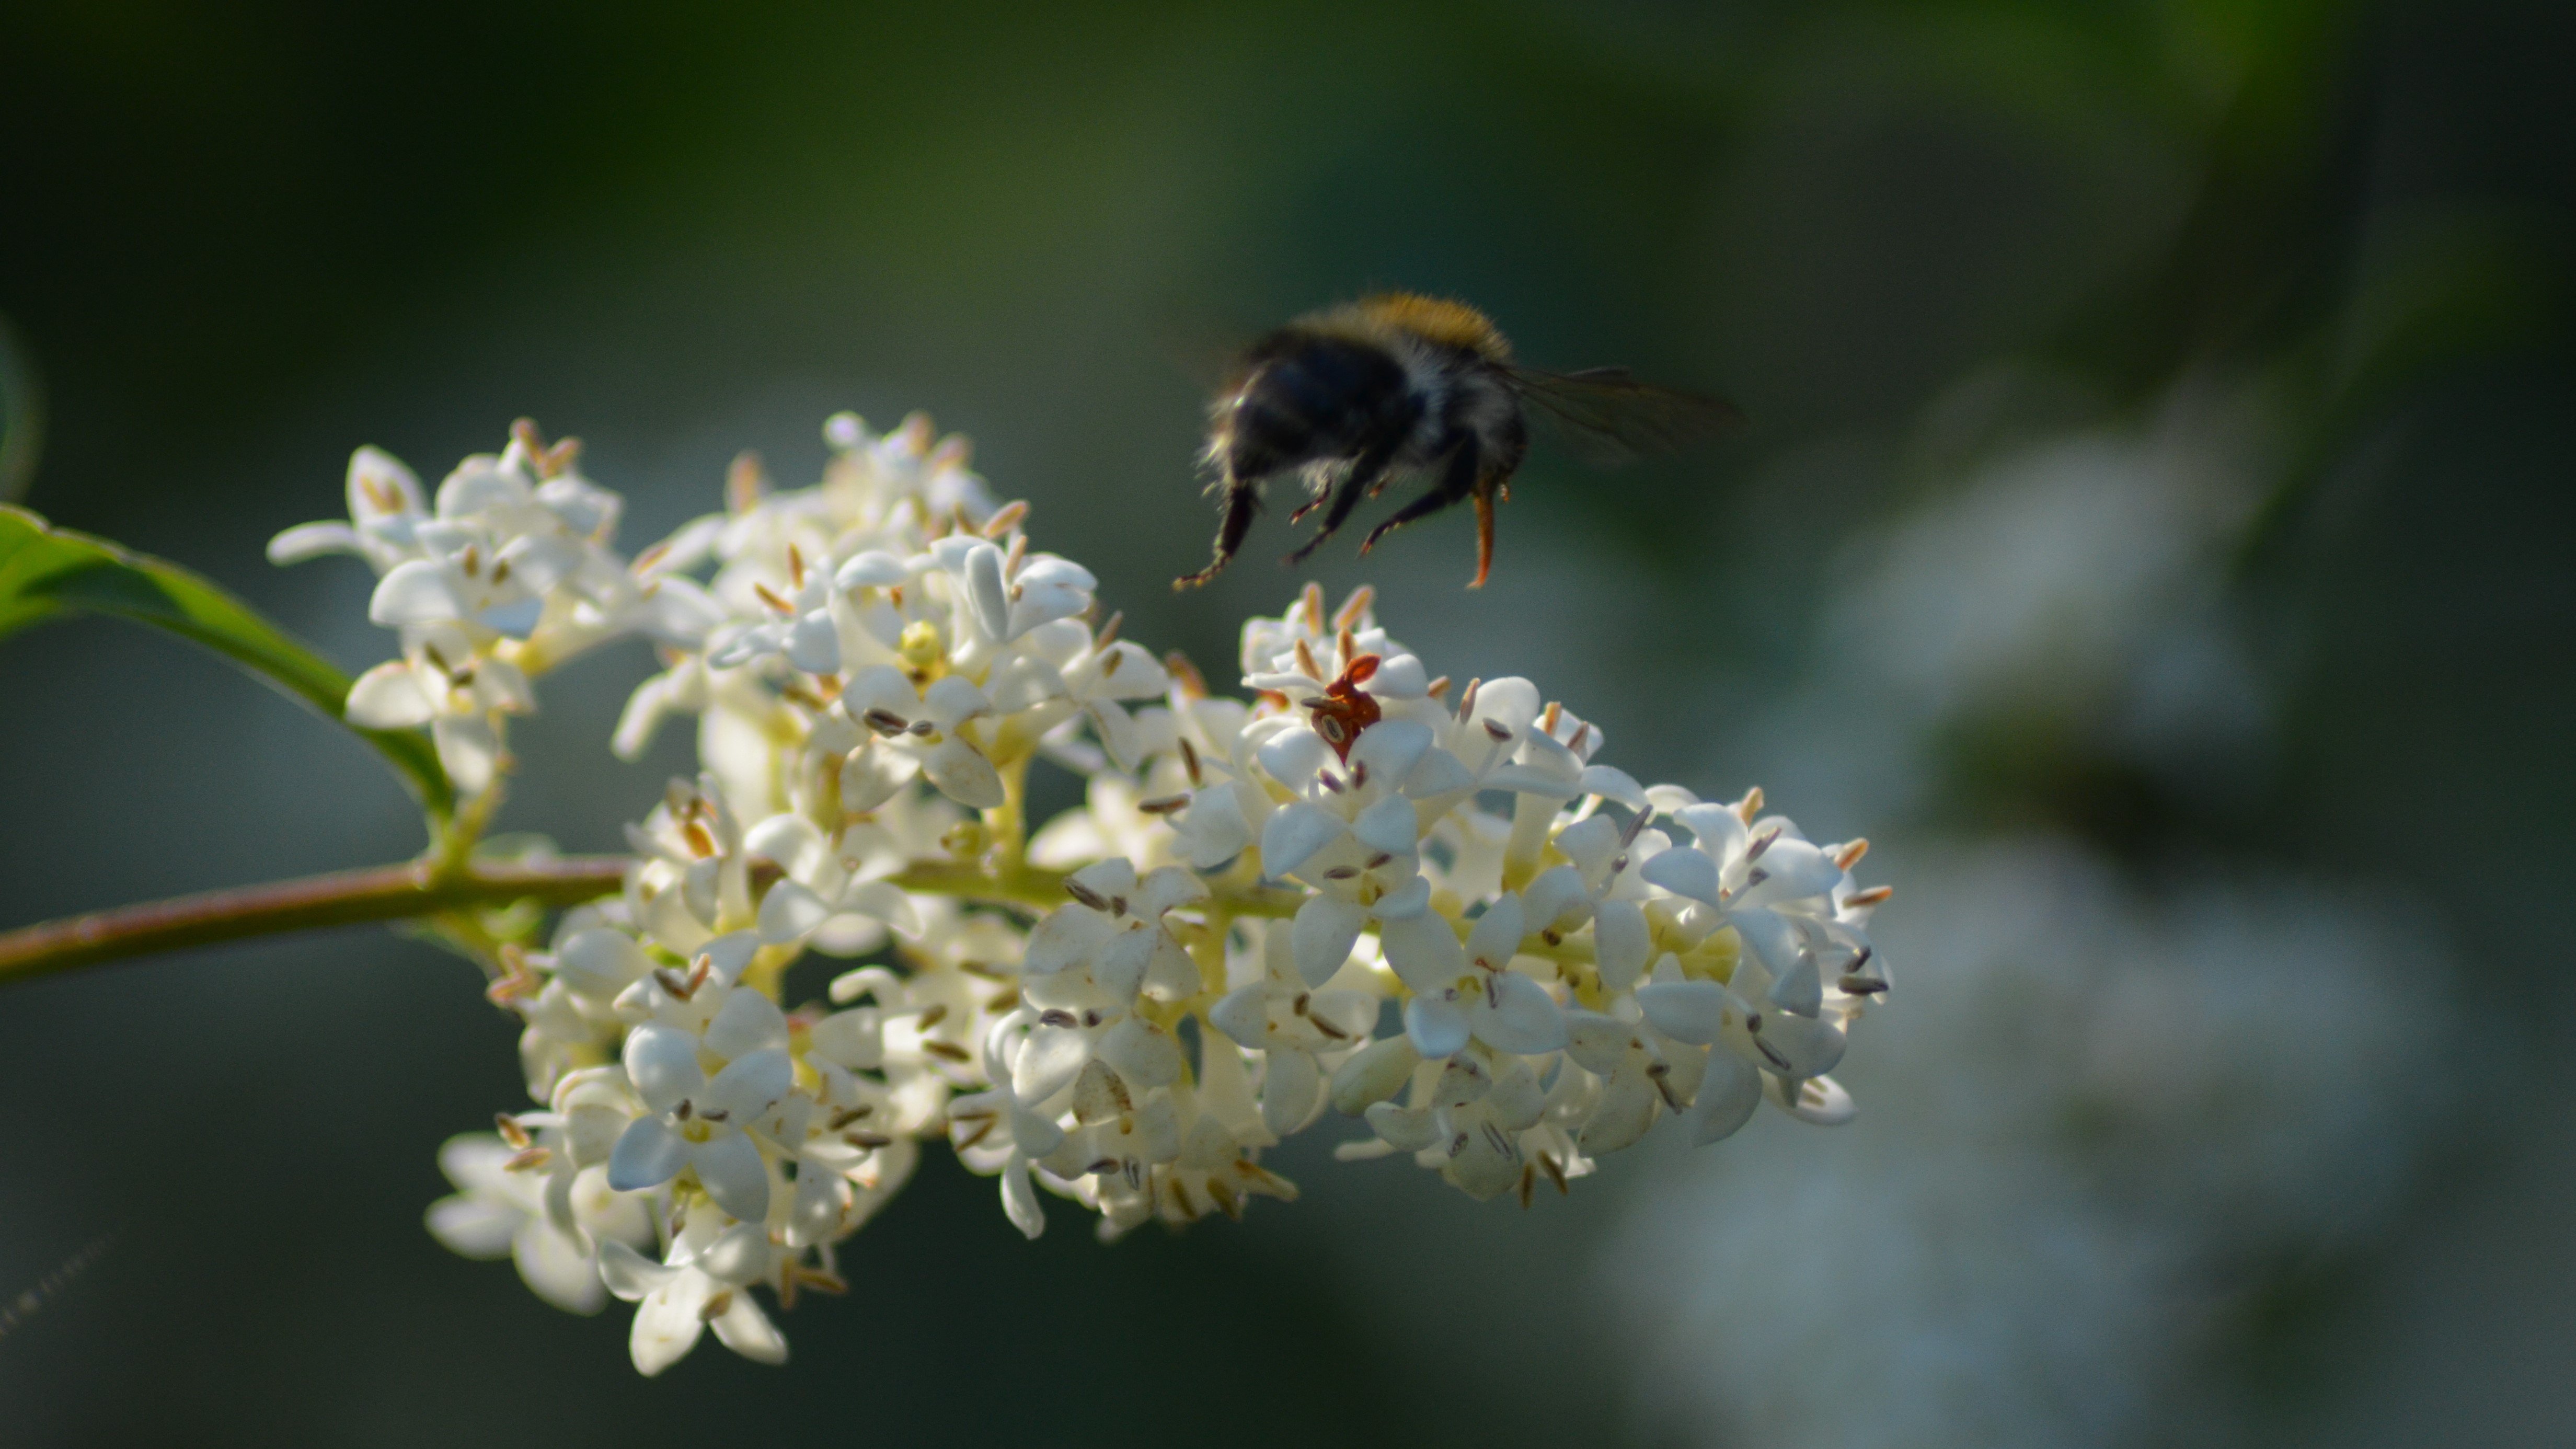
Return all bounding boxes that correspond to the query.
[753,581,795,615]
[1845,885,1894,907]
[1332,584,1374,630]
[503,1146,554,1172]
[981,500,1029,538]
[494,1113,534,1149]
[1294,638,1322,682]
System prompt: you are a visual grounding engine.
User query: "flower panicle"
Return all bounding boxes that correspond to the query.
[358,410,1893,1375]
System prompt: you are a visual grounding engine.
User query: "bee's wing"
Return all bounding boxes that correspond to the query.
[1501,365,1744,465]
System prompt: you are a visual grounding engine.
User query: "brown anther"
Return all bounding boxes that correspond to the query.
[1064,879,1112,912]
[862,708,911,736]
[699,1290,734,1322]
[957,959,1008,980]
[753,581,795,615]
[1541,928,1563,947]
[1137,794,1190,815]
[1541,700,1562,735]
[726,451,767,514]
[1539,1152,1569,1194]
[1299,582,1325,634]
[1178,737,1203,788]
[504,1146,554,1172]
[1734,786,1765,823]
[906,720,935,737]
[953,1117,995,1149]
[1093,611,1123,650]
[985,990,1021,1013]
[1335,625,1356,673]
[889,583,905,608]
[1101,649,1122,677]
[1457,678,1482,718]
[1293,638,1322,683]
[746,855,787,898]
[1517,1164,1536,1209]
[674,1099,694,1121]
[1427,675,1452,700]
[982,500,1029,538]
[489,557,512,586]
[1568,722,1590,754]
[1835,838,1870,870]
[1366,853,1392,869]
[1081,1009,1104,1028]
[843,1131,894,1149]
[1332,585,1375,630]
[1312,1015,1350,1040]
[1483,719,1513,741]
[923,1040,972,1063]
[916,1002,950,1029]
[631,539,673,577]
[1321,866,1360,880]
[1839,975,1888,995]
[798,1267,849,1296]
[682,820,718,858]
[1755,1037,1793,1072]
[494,1113,533,1149]
[1164,651,1209,700]
[1038,1009,1079,1028]
[827,1106,874,1129]
[1317,770,1343,793]
[1350,761,1369,789]
[1845,885,1894,907]
[459,544,481,579]
[653,966,695,1000]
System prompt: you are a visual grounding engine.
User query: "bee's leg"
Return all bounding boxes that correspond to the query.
[1359,440,1479,564]
[1174,477,1262,590]
[1468,470,1511,590]
[1286,434,1404,565]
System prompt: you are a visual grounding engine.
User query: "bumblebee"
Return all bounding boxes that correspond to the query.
[1174,293,1738,590]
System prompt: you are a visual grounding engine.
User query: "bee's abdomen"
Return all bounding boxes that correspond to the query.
[1218,334,1416,481]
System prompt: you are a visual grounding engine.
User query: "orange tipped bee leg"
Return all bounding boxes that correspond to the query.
[1175,480,1262,590]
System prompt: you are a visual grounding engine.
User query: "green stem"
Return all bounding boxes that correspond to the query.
[0,853,1593,992]
[0,856,630,986]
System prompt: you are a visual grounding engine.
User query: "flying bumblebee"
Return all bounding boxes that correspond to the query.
[1174,293,1739,590]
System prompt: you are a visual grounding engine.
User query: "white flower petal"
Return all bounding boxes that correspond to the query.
[606,1116,688,1192]
[629,1280,709,1376]
[702,989,790,1061]
[1291,893,1366,988]
[1351,792,1421,856]
[368,559,465,626]
[1688,1046,1763,1145]
[1636,980,1728,1045]
[1208,983,1271,1050]
[709,1293,789,1364]
[756,878,833,944]
[1639,845,1722,905]
[922,737,1006,810]
[623,1024,705,1114]
[1465,894,1525,971]
[1474,971,1568,1054]
[343,661,436,728]
[424,1196,520,1260]
[1378,911,1465,993]
[1259,802,1345,880]
[512,1220,606,1315]
[1403,993,1470,1059]
[690,1130,771,1222]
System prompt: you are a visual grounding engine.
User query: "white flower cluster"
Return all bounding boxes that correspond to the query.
[285,411,1895,1376]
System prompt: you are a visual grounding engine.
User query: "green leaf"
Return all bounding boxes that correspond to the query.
[0,503,453,815]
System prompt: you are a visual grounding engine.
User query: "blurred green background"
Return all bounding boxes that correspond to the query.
[2,1,2569,1444]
